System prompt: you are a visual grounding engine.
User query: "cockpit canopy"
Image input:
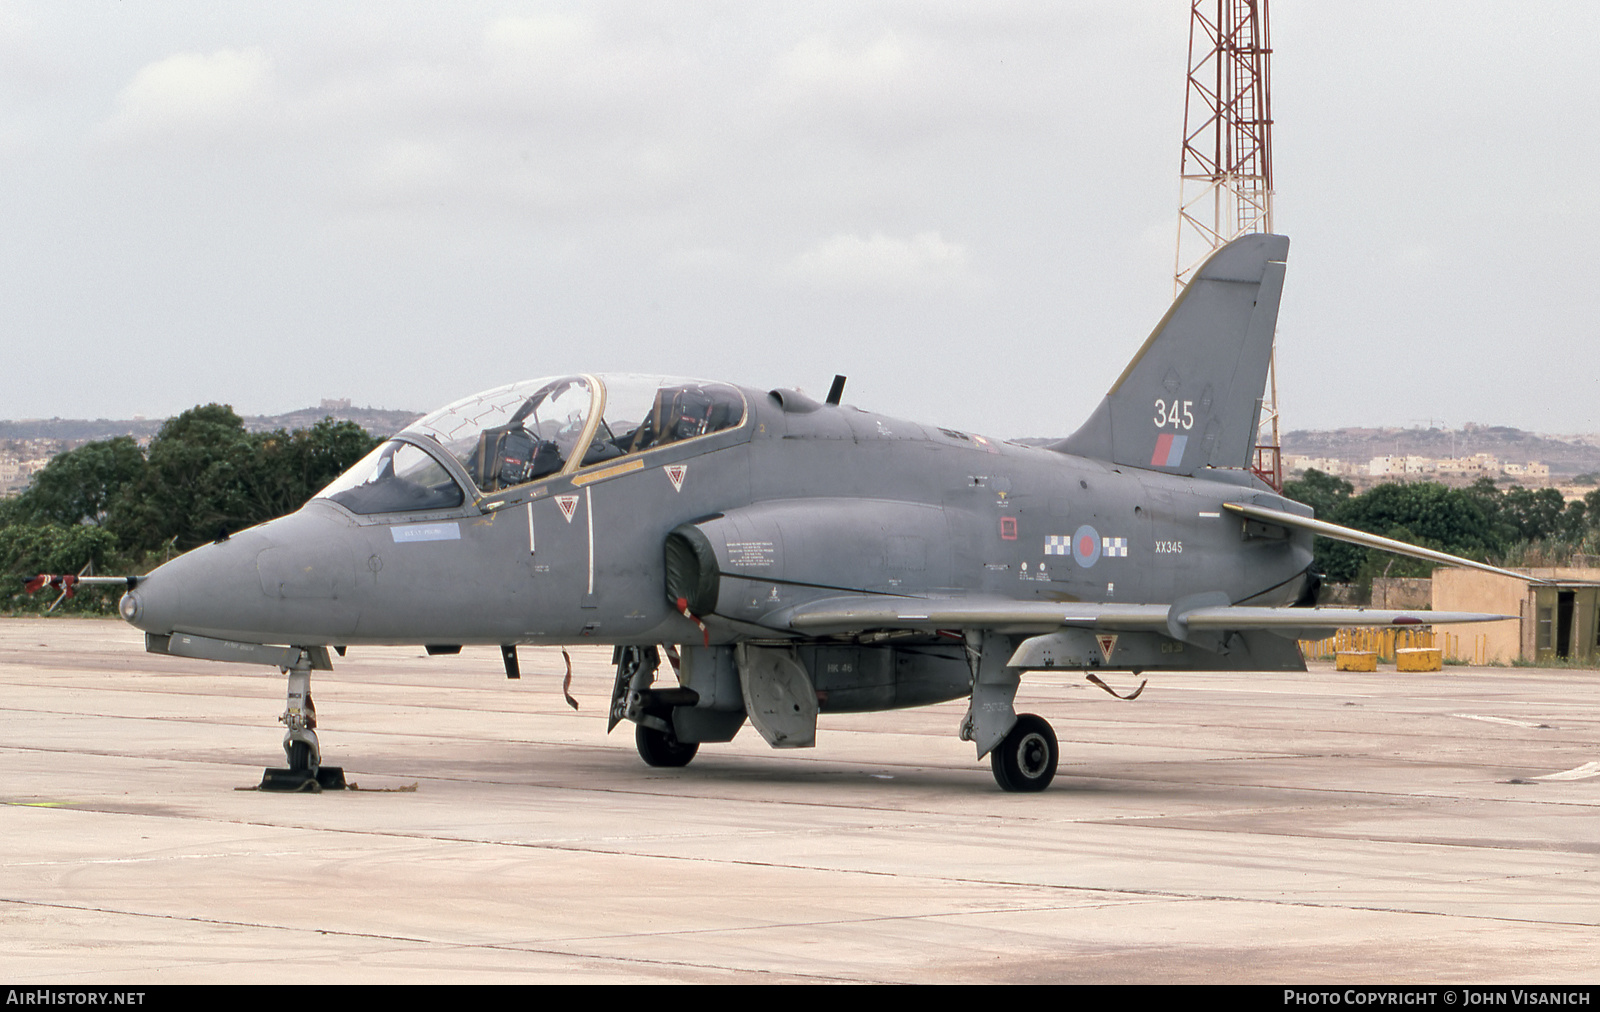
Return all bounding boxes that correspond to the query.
[317,374,747,515]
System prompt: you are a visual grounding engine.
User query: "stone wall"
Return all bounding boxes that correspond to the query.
[1370,577,1433,610]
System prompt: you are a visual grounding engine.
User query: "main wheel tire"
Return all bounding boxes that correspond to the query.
[635,723,699,768]
[286,739,313,771]
[990,713,1058,792]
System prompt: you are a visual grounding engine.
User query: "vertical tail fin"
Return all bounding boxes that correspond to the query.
[1054,233,1289,475]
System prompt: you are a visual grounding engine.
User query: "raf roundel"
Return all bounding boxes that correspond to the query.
[1071,524,1101,568]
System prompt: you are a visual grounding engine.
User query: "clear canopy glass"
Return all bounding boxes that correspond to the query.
[316,374,746,514]
[317,440,467,515]
[407,375,597,493]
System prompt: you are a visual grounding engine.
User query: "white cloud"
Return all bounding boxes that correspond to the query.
[788,230,976,293]
[1388,244,1442,271]
[480,12,672,109]
[358,140,456,200]
[105,47,272,138]
[483,13,594,75]
[760,28,1029,147]
[663,245,741,275]
[775,34,914,97]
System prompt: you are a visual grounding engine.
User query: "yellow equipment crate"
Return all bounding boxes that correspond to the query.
[1396,647,1443,672]
[1336,651,1378,672]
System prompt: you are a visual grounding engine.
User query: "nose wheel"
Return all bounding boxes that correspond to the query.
[990,713,1058,792]
[286,738,315,771]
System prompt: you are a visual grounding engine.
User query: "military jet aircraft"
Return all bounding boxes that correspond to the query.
[109,233,1519,792]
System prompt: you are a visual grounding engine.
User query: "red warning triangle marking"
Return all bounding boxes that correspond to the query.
[1097,635,1117,663]
[665,464,687,492]
[555,495,579,522]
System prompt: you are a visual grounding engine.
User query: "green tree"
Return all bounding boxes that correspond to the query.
[7,436,146,528]
[1318,481,1502,585]
[240,419,379,522]
[109,405,380,555]
[1339,482,1500,555]
[1557,497,1588,540]
[1460,477,1517,546]
[0,522,120,613]
[1282,468,1353,519]
[1283,469,1358,581]
[110,404,261,553]
[4,406,381,611]
[1499,486,1567,542]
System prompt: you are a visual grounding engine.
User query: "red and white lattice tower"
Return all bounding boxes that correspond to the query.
[1174,0,1281,488]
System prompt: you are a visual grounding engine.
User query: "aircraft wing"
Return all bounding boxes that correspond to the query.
[778,595,1512,637]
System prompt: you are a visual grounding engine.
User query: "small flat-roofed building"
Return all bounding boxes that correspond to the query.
[1433,567,1600,665]
[1368,455,1433,478]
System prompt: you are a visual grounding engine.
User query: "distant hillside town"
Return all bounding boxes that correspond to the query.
[0,401,419,496]
[1288,452,1552,483]
[1282,424,1600,494]
[1283,424,1600,481]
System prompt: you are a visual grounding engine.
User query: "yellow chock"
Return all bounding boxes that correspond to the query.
[1396,647,1443,672]
[1336,651,1378,672]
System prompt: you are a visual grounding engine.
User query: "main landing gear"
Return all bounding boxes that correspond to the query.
[961,631,1061,792]
[635,723,699,767]
[611,645,703,769]
[989,713,1059,792]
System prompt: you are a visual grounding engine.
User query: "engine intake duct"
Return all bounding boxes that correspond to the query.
[664,523,721,615]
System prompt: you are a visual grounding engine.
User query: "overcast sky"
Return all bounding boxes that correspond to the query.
[3,2,1596,439]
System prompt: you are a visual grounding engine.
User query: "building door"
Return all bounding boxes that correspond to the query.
[1534,586,1558,662]
[1556,590,1575,660]
[1574,586,1599,665]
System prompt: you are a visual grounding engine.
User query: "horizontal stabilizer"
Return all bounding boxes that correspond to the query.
[1221,502,1549,584]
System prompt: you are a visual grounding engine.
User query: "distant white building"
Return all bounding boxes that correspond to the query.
[1286,455,1362,478]
[1436,453,1500,477]
[1367,455,1433,478]
[1242,448,1556,486]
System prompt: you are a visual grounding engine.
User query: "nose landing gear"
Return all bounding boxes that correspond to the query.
[260,651,347,792]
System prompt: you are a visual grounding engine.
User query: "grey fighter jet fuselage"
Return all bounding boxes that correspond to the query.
[116,235,1517,791]
[124,394,1308,649]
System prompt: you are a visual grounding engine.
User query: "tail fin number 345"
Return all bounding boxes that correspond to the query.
[1153,399,1194,430]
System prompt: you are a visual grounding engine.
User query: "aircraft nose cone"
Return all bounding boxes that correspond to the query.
[116,504,362,644]
[117,540,243,637]
[118,584,147,626]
